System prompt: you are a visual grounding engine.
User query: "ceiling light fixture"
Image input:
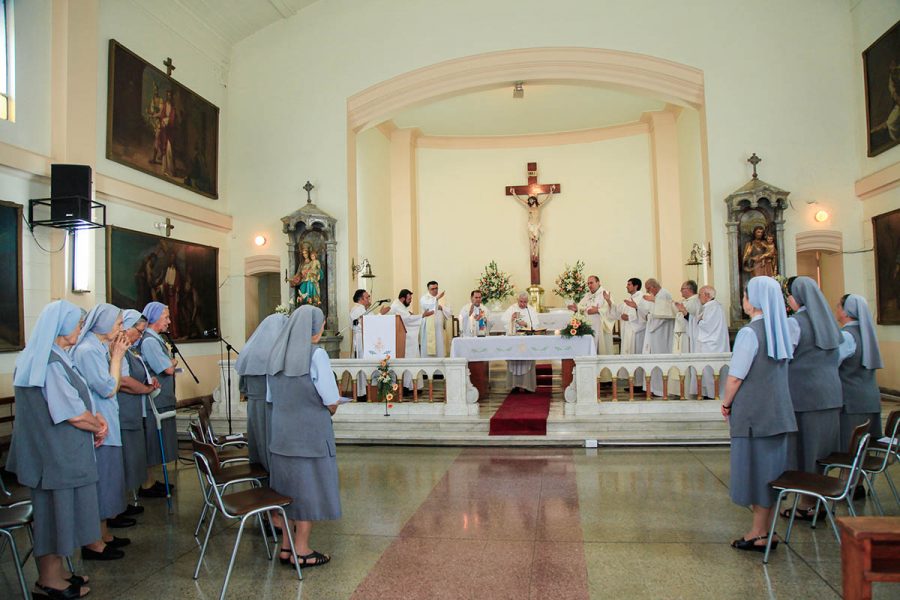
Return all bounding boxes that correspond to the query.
[512,81,524,99]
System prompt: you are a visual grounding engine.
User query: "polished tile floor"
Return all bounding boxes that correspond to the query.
[2,445,898,599]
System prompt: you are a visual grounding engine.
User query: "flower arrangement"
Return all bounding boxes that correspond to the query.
[773,275,794,316]
[560,312,595,338]
[553,260,588,304]
[375,355,399,415]
[477,261,515,304]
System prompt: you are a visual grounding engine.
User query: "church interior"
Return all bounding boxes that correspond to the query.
[1,0,900,598]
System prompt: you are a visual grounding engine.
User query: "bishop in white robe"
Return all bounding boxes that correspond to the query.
[640,278,676,397]
[419,281,452,358]
[695,286,730,398]
[503,293,541,392]
[388,289,425,390]
[567,275,616,382]
[458,290,490,338]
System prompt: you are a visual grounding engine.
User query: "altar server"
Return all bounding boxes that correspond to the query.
[72,303,132,557]
[267,305,341,568]
[419,281,452,358]
[139,302,178,495]
[695,286,730,398]
[781,276,843,519]
[458,289,490,338]
[721,276,797,552]
[641,278,676,397]
[8,301,104,596]
[836,294,884,448]
[388,289,426,390]
[503,292,542,392]
[236,313,288,470]
[116,310,157,509]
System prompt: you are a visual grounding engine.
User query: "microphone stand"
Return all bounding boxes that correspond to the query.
[163,333,200,384]
[218,335,240,435]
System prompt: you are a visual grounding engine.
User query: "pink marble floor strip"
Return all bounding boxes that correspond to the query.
[351,448,590,600]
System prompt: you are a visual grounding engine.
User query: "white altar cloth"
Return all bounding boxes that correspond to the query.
[450,334,596,361]
[486,309,574,334]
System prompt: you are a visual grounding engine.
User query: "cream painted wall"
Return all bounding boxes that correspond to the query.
[356,127,394,298]
[226,0,870,342]
[416,135,653,312]
[675,108,708,289]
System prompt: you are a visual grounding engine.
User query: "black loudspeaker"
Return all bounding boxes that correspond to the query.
[50,164,92,223]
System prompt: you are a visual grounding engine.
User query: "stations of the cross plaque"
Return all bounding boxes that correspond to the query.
[505,162,561,285]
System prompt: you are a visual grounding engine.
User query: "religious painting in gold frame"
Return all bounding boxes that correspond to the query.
[863,19,900,157]
[0,200,23,351]
[872,208,900,325]
[106,226,220,343]
[106,40,219,198]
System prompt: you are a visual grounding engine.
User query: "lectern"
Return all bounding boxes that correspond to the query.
[361,315,406,359]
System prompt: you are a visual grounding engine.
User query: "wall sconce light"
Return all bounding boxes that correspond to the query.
[512,81,524,99]
[814,210,829,223]
[352,258,375,279]
[254,235,267,247]
[71,229,91,293]
[684,242,711,285]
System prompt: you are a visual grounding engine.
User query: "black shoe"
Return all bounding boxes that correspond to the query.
[82,545,125,560]
[731,534,777,552]
[33,581,84,599]
[105,536,131,548]
[138,486,168,498]
[119,504,144,517]
[356,394,367,402]
[152,480,174,491]
[853,485,867,501]
[107,516,136,528]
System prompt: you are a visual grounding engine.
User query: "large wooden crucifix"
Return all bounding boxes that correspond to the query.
[505,162,561,285]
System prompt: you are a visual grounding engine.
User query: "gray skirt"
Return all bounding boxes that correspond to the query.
[246,397,268,470]
[730,433,790,508]
[263,402,273,472]
[270,453,341,521]
[31,484,101,558]
[145,413,178,466]
[791,408,841,473]
[96,445,127,520]
[121,427,148,491]
[840,411,883,452]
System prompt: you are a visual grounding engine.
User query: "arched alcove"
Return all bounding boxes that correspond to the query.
[243,255,281,338]
[795,230,845,308]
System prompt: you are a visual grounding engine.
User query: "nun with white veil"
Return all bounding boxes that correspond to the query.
[721,277,797,553]
[836,294,884,447]
[72,303,131,558]
[235,312,287,470]
[8,301,102,597]
[267,305,342,568]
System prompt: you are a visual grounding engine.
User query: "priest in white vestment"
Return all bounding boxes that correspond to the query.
[419,280,452,358]
[695,285,730,398]
[503,292,541,392]
[388,288,427,391]
[640,278,676,397]
[616,277,648,384]
[458,289,490,338]
[675,280,702,396]
[567,275,616,382]
[349,289,380,399]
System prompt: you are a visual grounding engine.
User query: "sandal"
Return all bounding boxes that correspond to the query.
[780,507,822,522]
[278,549,295,566]
[297,550,331,568]
[731,534,777,553]
[67,575,89,586]
[33,581,88,599]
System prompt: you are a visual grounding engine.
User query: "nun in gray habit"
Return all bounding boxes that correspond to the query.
[836,294,884,447]
[721,276,797,552]
[235,312,287,470]
[267,305,341,568]
[117,310,156,493]
[782,276,843,519]
[8,300,101,597]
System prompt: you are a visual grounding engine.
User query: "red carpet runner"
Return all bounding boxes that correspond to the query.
[489,391,552,435]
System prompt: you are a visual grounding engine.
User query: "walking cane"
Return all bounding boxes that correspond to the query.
[148,388,177,513]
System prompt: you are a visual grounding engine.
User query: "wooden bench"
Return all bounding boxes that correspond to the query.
[838,516,900,600]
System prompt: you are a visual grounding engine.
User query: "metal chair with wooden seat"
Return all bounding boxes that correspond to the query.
[197,405,248,449]
[192,442,301,600]
[862,409,900,508]
[763,421,872,563]
[190,438,269,538]
[818,411,900,515]
[0,504,34,599]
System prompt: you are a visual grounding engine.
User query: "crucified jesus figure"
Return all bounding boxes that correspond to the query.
[510,191,554,270]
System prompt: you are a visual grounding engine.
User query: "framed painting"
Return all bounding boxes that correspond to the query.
[106,226,219,342]
[0,200,23,351]
[106,40,219,198]
[873,208,900,325]
[863,19,900,157]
